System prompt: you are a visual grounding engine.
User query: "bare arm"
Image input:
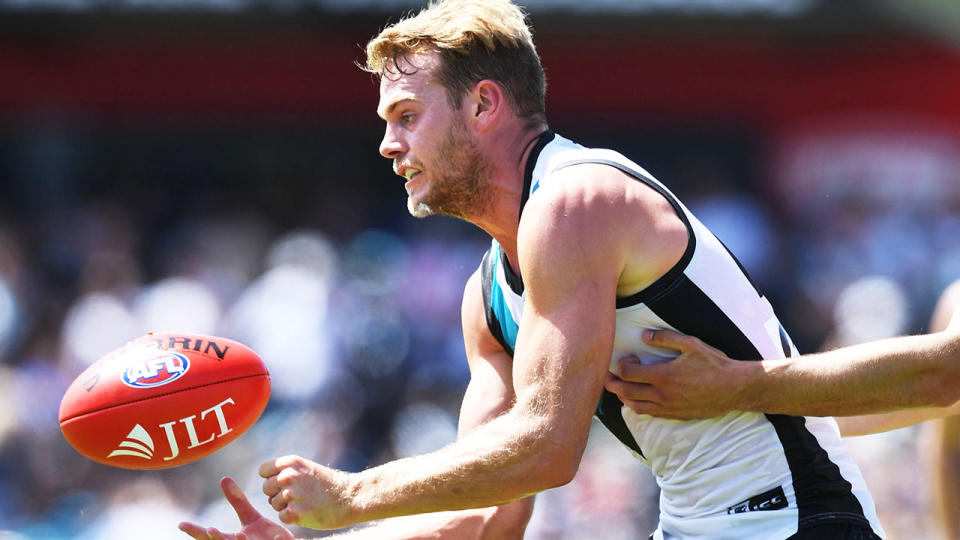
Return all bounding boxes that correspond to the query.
[324,271,536,538]
[255,165,682,530]
[829,281,960,435]
[925,281,960,540]
[604,319,960,420]
[181,273,532,540]
[260,165,684,531]
[321,180,625,526]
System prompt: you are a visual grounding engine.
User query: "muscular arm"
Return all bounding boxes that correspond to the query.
[182,273,534,540]
[326,272,534,539]
[338,189,616,522]
[275,165,683,530]
[606,288,960,420]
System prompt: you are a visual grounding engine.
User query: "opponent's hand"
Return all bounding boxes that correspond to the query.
[260,455,355,530]
[603,328,745,420]
[179,477,294,540]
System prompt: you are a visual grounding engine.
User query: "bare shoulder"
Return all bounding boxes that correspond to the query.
[518,163,689,296]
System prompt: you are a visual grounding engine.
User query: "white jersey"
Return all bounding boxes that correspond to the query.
[479,132,884,539]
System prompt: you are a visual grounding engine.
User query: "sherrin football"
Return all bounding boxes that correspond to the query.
[59,333,270,470]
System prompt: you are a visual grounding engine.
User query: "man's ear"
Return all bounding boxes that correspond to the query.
[470,79,504,131]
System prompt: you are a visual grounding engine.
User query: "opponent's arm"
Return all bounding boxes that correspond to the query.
[605,307,960,420]
[833,280,960,436]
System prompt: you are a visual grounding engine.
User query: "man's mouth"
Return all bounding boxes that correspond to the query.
[403,168,421,182]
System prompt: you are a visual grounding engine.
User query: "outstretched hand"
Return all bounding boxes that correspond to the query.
[603,328,750,419]
[179,477,295,540]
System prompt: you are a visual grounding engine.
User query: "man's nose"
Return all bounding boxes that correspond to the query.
[379,124,407,159]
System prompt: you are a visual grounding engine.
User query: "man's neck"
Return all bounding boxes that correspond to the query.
[469,126,549,272]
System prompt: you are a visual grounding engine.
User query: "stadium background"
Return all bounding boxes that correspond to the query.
[1,0,959,538]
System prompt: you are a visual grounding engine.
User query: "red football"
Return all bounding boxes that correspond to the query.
[59,332,270,470]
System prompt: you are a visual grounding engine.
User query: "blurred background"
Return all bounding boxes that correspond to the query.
[0,0,959,538]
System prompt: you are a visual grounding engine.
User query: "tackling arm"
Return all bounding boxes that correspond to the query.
[605,300,960,420]
[834,280,960,436]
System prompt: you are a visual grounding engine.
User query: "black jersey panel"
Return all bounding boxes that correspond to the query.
[596,390,645,458]
[643,274,868,526]
[765,414,867,527]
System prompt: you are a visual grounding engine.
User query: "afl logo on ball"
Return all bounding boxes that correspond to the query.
[122,352,190,388]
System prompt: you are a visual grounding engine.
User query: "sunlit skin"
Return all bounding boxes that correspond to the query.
[180,23,960,540]
[180,48,691,538]
[375,51,540,260]
[377,56,493,220]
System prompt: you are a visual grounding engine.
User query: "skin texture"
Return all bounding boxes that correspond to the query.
[179,478,294,540]
[925,281,960,540]
[605,324,960,420]
[182,48,687,538]
[604,293,960,422]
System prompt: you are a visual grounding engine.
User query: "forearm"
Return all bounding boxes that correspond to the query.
[327,499,532,540]
[740,332,960,416]
[835,404,960,437]
[345,408,568,525]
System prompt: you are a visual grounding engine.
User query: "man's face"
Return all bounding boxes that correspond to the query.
[377,52,492,220]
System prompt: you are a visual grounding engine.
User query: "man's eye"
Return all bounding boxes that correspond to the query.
[400,114,415,125]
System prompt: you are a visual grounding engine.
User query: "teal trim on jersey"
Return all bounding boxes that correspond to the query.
[490,250,520,350]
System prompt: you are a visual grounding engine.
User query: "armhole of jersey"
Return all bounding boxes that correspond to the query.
[480,248,515,357]
[552,158,696,309]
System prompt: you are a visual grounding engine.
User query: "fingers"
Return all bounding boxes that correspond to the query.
[177,523,232,540]
[605,371,664,410]
[178,522,208,539]
[278,507,298,525]
[642,327,696,351]
[604,370,654,399]
[259,455,298,479]
[220,477,262,526]
[262,475,281,498]
[269,489,291,512]
[206,528,229,540]
[613,356,654,383]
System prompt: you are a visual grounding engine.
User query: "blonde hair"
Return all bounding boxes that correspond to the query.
[363,0,546,121]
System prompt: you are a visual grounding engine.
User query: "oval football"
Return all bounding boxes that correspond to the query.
[59,333,271,470]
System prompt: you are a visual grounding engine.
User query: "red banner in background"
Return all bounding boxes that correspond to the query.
[1,19,959,131]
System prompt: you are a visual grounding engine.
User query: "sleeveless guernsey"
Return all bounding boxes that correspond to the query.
[479,131,884,539]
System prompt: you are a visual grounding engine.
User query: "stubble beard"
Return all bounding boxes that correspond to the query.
[408,118,492,221]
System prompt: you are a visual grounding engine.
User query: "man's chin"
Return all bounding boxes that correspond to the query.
[408,200,434,218]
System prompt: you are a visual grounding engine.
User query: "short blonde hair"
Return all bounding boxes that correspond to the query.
[363,0,546,121]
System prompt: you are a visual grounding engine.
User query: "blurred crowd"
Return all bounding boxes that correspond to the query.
[0,110,958,539]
